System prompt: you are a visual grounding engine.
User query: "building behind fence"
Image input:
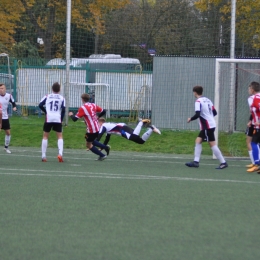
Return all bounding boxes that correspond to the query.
[1,57,260,131]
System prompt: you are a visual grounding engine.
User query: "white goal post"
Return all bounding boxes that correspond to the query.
[214,58,260,157]
[69,82,110,117]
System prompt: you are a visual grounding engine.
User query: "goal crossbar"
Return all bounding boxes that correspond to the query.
[69,82,110,118]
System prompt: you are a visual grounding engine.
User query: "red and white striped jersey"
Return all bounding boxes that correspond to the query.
[195,97,216,130]
[75,103,103,133]
[248,93,260,129]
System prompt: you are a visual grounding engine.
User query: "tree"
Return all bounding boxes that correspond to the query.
[102,0,219,63]
[195,0,260,53]
[0,0,24,47]
[0,0,129,60]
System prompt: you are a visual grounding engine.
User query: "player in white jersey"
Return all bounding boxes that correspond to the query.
[96,118,161,146]
[39,82,65,162]
[185,86,228,169]
[0,83,17,154]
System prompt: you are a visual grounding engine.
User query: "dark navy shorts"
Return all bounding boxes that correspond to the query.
[198,128,215,142]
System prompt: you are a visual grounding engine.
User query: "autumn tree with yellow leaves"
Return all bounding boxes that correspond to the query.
[195,0,260,51]
[0,0,24,46]
[1,0,259,60]
[0,0,129,59]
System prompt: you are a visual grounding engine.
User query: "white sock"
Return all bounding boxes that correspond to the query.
[58,139,63,156]
[5,135,11,147]
[133,121,143,135]
[194,143,202,162]
[141,128,153,142]
[42,139,48,158]
[211,145,225,163]
[248,150,254,164]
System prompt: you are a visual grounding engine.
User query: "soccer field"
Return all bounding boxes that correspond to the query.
[1,147,260,260]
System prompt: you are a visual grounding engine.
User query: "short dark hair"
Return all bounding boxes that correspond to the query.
[0,83,5,87]
[249,81,260,92]
[193,86,203,95]
[52,82,60,93]
[81,93,90,102]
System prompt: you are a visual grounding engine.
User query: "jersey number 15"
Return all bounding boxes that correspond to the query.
[49,100,59,111]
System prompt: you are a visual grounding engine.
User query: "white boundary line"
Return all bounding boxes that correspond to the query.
[4,148,250,161]
[0,168,260,185]
[0,152,244,167]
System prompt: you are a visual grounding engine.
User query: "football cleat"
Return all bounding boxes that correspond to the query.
[142,119,151,124]
[57,155,64,162]
[246,163,255,168]
[247,165,260,172]
[42,158,47,162]
[185,161,199,168]
[216,162,228,169]
[150,125,161,135]
[96,155,107,161]
[4,148,11,154]
[138,118,151,127]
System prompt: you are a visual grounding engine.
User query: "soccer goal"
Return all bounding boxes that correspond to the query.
[68,82,110,117]
[215,58,260,157]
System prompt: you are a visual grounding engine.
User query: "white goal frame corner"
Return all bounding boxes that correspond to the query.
[69,82,111,118]
[214,58,260,159]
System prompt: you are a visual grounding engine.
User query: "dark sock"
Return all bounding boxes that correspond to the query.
[93,140,108,150]
[90,146,105,157]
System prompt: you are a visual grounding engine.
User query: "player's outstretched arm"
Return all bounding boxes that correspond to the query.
[98,109,106,119]
[68,112,78,122]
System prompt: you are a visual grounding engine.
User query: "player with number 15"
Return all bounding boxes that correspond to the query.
[39,82,65,162]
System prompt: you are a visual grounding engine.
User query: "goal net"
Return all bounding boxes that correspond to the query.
[215,58,260,157]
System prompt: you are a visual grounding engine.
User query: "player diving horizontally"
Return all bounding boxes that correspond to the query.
[96,118,161,146]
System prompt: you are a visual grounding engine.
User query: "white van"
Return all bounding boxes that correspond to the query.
[71,54,140,70]
[46,54,141,82]
[46,58,66,66]
[46,54,141,71]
